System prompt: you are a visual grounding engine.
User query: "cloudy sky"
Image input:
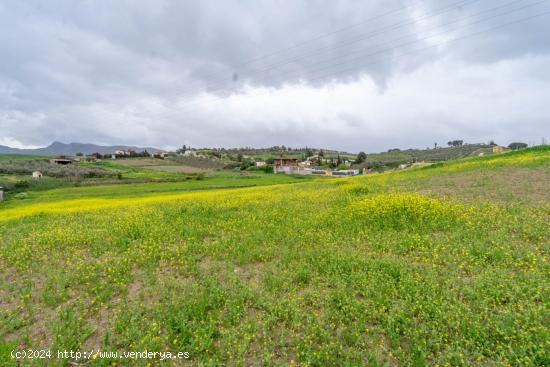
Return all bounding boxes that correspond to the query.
[1,0,549,152]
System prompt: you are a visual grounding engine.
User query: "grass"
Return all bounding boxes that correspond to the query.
[0,146,548,366]
[0,172,313,214]
[0,154,51,161]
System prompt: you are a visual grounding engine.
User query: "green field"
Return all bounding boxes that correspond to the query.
[0,154,52,161]
[0,147,549,366]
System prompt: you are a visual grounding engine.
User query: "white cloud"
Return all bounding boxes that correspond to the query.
[0,137,41,149]
[30,53,544,152]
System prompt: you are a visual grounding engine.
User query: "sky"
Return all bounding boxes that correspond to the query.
[1,0,549,152]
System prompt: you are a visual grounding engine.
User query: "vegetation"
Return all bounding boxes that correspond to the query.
[0,154,309,199]
[0,159,113,178]
[447,140,464,147]
[0,146,548,366]
[355,151,367,164]
[0,154,51,161]
[166,155,226,171]
[508,142,528,150]
[353,143,497,171]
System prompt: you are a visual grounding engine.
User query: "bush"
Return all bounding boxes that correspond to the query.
[14,180,30,189]
[13,192,28,200]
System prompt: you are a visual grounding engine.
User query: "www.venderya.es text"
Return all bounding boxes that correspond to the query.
[11,349,190,361]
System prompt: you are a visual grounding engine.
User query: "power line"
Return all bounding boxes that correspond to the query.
[205,0,537,94]
[187,0,483,92]
[165,3,549,116]
[255,0,547,86]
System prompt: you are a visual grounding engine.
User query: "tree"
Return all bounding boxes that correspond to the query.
[318,149,325,158]
[447,140,464,147]
[489,140,497,146]
[305,148,314,158]
[355,151,367,164]
[237,153,244,162]
[76,152,83,156]
[508,142,528,150]
[176,145,187,154]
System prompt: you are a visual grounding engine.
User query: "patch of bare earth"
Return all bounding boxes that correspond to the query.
[416,167,550,205]
[233,262,264,288]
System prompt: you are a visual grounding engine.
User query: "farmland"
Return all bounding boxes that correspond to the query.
[0,146,549,366]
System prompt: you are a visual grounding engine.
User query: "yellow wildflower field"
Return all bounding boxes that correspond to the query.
[0,146,548,366]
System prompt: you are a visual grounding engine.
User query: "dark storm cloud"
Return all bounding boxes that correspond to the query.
[1,0,549,151]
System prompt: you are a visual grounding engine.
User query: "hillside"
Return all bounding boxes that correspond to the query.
[0,146,548,365]
[362,143,492,165]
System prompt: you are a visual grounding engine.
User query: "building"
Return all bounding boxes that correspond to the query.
[32,171,43,179]
[492,146,508,153]
[151,151,169,159]
[331,169,360,177]
[255,161,266,167]
[0,187,4,202]
[50,159,73,165]
[311,168,330,175]
[273,158,298,173]
[292,168,313,175]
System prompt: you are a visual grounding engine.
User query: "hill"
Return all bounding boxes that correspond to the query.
[0,141,162,156]
[362,143,491,165]
[0,146,548,365]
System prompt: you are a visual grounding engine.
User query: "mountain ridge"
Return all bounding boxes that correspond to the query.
[0,141,163,155]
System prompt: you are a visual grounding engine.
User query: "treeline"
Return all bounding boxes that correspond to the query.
[83,150,152,159]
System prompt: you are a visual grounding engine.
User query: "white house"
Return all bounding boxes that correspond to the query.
[32,171,43,179]
[255,161,266,167]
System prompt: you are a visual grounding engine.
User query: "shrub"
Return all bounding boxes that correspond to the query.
[14,180,30,189]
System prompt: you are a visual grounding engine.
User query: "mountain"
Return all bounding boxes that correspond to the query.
[0,142,163,155]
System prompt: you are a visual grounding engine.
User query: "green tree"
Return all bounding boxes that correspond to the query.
[508,142,528,150]
[355,151,367,164]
